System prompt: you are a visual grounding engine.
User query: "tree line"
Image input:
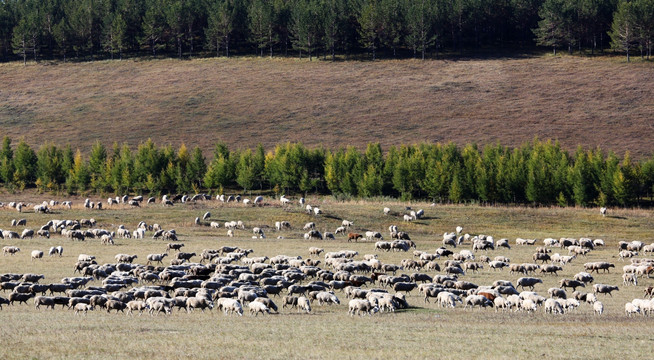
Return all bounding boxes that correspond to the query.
[2,136,654,207]
[1,0,652,63]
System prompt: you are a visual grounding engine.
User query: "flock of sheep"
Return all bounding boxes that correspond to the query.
[1,195,653,319]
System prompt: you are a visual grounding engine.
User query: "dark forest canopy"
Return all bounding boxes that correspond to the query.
[2,136,654,207]
[0,0,652,62]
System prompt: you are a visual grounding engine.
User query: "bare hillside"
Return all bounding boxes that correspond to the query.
[1,56,652,157]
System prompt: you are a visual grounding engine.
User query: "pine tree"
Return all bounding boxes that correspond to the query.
[13,139,37,188]
[236,149,256,192]
[187,146,207,189]
[611,0,638,61]
[0,136,13,184]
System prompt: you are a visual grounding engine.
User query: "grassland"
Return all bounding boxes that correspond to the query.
[1,55,653,157]
[0,195,653,359]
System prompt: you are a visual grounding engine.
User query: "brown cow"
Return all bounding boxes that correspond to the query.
[348,233,363,242]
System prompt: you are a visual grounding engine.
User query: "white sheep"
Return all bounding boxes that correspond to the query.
[297,296,312,313]
[383,207,391,215]
[248,301,270,316]
[217,298,243,316]
[625,302,640,317]
[78,254,95,262]
[303,222,315,231]
[544,298,564,314]
[30,250,44,261]
[593,301,604,315]
[521,299,537,312]
[252,227,265,239]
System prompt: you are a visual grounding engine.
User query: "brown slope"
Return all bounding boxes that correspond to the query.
[0,56,652,158]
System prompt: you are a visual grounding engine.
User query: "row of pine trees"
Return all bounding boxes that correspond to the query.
[1,0,653,63]
[1,136,654,207]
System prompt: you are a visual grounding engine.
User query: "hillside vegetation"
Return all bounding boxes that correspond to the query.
[1,56,653,157]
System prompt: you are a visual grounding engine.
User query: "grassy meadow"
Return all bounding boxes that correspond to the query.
[0,195,653,359]
[1,55,654,157]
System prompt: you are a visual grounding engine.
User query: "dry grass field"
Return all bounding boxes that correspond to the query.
[1,55,653,157]
[0,195,653,359]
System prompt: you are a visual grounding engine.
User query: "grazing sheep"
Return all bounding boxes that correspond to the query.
[365,231,383,242]
[34,296,56,310]
[574,272,594,284]
[348,299,379,316]
[9,292,34,305]
[297,296,312,313]
[464,295,492,309]
[166,243,185,252]
[625,302,640,317]
[489,261,508,270]
[517,277,543,290]
[149,301,172,316]
[186,297,214,312]
[547,288,567,299]
[146,253,168,265]
[540,264,563,275]
[622,273,638,286]
[593,301,604,315]
[600,207,607,217]
[593,284,619,296]
[253,298,278,313]
[20,229,34,239]
[282,296,299,309]
[126,300,149,316]
[309,247,324,256]
[30,250,44,261]
[74,303,94,315]
[2,246,20,256]
[217,298,243,316]
[115,254,138,263]
[443,233,457,248]
[559,279,585,291]
[248,301,270,316]
[584,262,615,274]
[252,227,265,239]
[544,298,564,314]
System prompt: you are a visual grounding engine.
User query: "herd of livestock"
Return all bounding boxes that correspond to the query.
[1,194,654,318]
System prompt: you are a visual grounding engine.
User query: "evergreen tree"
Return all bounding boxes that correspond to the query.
[13,139,37,188]
[188,146,207,189]
[611,0,638,61]
[534,0,573,54]
[236,148,256,191]
[358,0,382,59]
[0,136,13,184]
[405,0,435,59]
[249,0,276,56]
[69,149,90,192]
[206,0,237,57]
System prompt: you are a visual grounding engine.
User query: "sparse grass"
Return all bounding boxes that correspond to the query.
[0,195,653,359]
[1,56,653,157]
